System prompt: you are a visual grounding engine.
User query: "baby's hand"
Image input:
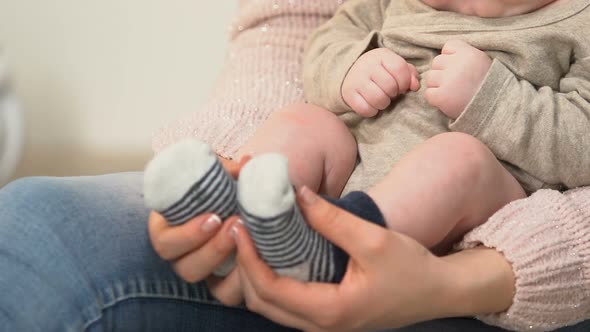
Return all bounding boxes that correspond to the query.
[425,40,492,119]
[342,48,420,117]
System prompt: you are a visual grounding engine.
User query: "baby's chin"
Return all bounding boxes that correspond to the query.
[421,0,559,18]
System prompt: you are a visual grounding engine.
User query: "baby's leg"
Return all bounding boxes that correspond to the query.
[238,153,386,283]
[144,103,355,225]
[236,103,357,198]
[144,103,356,276]
[368,132,526,251]
[233,103,363,283]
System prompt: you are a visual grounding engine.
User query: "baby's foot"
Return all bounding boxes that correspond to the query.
[237,153,347,283]
[143,139,237,276]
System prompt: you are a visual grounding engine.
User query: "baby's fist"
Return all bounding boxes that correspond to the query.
[342,48,420,117]
[425,40,492,119]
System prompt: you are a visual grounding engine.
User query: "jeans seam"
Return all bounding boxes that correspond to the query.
[82,273,249,331]
[83,292,239,331]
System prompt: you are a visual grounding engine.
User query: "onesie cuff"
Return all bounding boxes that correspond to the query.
[449,59,513,137]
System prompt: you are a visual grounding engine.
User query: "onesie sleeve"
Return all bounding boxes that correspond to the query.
[303,0,391,114]
[450,57,590,190]
[456,187,590,331]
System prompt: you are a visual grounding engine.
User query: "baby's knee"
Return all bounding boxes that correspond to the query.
[272,103,357,155]
[272,103,346,133]
[427,132,494,185]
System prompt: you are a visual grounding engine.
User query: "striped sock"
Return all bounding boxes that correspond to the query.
[143,138,238,275]
[237,153,344,283]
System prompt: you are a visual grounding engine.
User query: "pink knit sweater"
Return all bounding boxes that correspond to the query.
[152,1,590,330]
[152,1,339,157]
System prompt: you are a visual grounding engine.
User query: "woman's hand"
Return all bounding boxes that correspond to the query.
[148,156,249,306]
[232,186,515,331]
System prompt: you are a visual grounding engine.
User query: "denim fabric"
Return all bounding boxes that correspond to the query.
[0,173,587,331]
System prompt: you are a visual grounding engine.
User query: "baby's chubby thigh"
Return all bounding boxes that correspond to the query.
[342,96,449,195]
[238,102,358,197]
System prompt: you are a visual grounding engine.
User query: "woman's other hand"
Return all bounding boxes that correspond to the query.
[148,156,250,306]
[233,186,515,331]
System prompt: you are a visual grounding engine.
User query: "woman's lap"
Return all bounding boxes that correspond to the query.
[0,173,586,331]
[0,173,292,331]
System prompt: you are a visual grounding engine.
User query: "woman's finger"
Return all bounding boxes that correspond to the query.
[207,268,243,306]
[148,211,222,261]
[233,221,341,323]
[173,217,240,283]
[295,186,386,263]
[239,266,318,331]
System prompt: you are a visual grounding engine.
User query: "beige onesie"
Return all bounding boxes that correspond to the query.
[304,0,590,194]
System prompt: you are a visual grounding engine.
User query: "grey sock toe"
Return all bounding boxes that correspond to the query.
[144,139,217,213]
[143,139,238,276]
[238,153,294,217]
[237,153,337,282]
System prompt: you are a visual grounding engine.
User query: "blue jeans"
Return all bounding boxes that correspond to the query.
[0,173,587,331]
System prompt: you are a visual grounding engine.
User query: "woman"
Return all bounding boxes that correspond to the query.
[0,1,588,331]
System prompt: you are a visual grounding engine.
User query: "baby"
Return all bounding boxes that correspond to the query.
[144,0,590,283]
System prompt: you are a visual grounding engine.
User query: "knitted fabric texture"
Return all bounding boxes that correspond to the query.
[152,0,341,158]
[457,188,590,331]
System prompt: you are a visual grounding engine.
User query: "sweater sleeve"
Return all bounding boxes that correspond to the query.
[456,187,590,331]
[303,0,391,114]
[450,57,590,190]
[151,0,340,159]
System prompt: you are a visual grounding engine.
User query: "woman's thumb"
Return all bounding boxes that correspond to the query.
[296,186,380,259]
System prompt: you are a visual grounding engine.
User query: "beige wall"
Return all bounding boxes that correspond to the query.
[0,0,237,179]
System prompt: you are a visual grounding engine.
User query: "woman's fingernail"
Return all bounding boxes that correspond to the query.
[229,219,243,240]
[299,186,318,205]
[231,225,239,240]
[201,215,222,232]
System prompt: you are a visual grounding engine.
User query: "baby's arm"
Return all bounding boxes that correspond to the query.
[303,0,395,114]
[454,55,590,190]
[425,40,493,120]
